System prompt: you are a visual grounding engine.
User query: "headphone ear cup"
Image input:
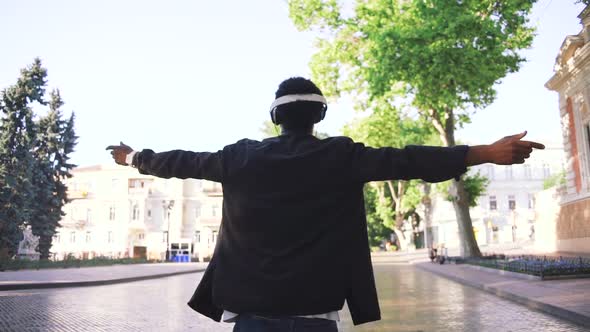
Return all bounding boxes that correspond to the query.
[271,108,280,125]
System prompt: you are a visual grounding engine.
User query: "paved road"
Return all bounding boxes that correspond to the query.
[1,264,585,331]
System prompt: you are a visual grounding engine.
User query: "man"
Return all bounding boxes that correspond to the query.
[107,77,543,331]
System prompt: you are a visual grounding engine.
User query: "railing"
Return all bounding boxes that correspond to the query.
[459,253,590,279]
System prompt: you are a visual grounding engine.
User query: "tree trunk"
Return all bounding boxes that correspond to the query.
[421,182,434,248]
[450,180,482,257]
[432,108,482,258]
[392,227,405,251]
[38,235,52,260]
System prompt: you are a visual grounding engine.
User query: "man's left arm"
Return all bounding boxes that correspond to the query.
[106,142,224,182]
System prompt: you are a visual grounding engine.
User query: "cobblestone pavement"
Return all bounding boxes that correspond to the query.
[1,264,586,331]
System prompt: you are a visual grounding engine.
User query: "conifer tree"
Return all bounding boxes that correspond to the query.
[0,59,47,258]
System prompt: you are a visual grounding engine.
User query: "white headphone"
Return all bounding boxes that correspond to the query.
[269,94,328,125]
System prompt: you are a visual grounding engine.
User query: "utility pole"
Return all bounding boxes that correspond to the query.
[162,200,175,261]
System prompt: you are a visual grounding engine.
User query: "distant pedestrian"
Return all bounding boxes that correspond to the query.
[107,77,544,331]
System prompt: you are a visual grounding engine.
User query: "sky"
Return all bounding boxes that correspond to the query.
[0,0,584,166]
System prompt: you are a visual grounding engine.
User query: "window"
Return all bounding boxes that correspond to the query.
[132,204,140,220]
[111,178,119,189]
[162,231,168,243]
[147,209,152,218]
[543,164,551,178]
[528,193,535,209]
[523,164,531,179]
[489,196,497,210]
[70,231,76,243]
[108,231,113,243]
[508,195,516,210]
[109,206,116,221]
[54,234,61,243]
[138,233,145,240]
[487,165,495,180]
[212,204,220,217]
[86,209,92,223]
[85,231,91,243]
[505,166,513,180]
[212,230,218,243]
[195,206,201,218]
[195,230,201,243]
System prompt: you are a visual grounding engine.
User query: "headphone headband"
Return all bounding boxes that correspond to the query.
[269,94,327,111]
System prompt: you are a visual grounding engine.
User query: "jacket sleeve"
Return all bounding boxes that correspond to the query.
[351,142,469,183]
[132,149,224,182]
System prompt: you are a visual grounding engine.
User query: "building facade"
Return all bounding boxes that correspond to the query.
[426,144,564,250]
[48,164,222,261]
[544,5,590,253]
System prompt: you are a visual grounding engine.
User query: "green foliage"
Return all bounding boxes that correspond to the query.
[289,0,537,122]
[543,170,566,190]
[363,184,391,247]
[30,89,78,259]
[0,59,77,260]
[437,170,489,207]
[260,120,281,138]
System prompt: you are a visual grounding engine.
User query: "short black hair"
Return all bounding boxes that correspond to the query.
[274,77,325,128]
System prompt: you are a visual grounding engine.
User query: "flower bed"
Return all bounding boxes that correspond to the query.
[459,253,590,279]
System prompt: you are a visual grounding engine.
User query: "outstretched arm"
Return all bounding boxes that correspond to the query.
[106,142,223,182]
[353,131,545,183]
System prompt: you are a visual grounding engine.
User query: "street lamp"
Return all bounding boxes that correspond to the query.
[162,199,175,261]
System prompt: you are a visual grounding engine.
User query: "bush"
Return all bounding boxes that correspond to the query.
[0,256,158,271]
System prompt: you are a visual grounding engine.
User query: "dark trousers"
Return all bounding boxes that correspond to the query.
[233,314,338,332]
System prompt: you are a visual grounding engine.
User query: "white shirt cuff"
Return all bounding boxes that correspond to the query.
[125,151,137,166]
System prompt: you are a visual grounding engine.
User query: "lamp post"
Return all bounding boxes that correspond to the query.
[162,199,175,261]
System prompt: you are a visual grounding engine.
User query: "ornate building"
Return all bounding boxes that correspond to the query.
[427,144,564,250]
[545,5,590,253]
[46,164,222,261]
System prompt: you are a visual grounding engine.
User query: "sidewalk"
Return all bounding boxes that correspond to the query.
[0,262,208,291]
[416,261,590,328]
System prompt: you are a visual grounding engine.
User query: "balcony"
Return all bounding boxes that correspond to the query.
[128,219,146,230]
[202,183,223,197]
[68,190,90,200]
[198,217,221,227]
[128,187,152,196]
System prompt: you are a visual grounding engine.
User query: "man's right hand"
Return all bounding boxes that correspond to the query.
[106,141,133,166]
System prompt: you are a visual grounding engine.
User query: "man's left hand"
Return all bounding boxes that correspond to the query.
[106,141,133,166]
[488,131,545,165]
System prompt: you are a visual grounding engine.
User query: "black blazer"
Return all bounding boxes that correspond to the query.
[133,134,468,325]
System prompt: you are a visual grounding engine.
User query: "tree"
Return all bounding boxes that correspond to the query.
[438,171,489,207]
[363,184,391,248]
[0,59,77,260]
[31,90,77,259]
[289,0,537,257]
[343,103,436,250]
[543,170,566,190]
[259,120,330,139]
[0,59,47,258]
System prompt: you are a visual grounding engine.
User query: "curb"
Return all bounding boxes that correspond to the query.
[416,263,590,328]
[0,268,206,291]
